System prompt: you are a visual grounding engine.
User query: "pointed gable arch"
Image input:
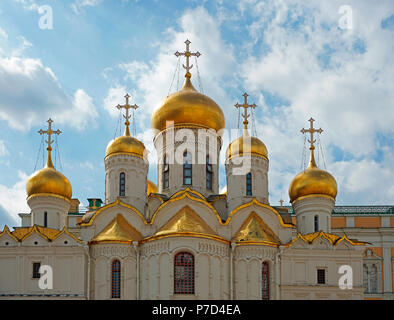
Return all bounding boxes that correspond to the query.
[226,198,294,228]
[143,205,228,244]
[232,212,281,247]
[52,227,83,245]
[0,225,19,243]
[150,189,224,229]
[89,214,143,245]
[79,197,148,227]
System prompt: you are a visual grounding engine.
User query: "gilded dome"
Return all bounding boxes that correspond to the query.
[289,149,337,203]
[226,129,268,160]
[26,158,72,200]
[147,179,158,195]
[105,133,146,159]
[151,77,225,134]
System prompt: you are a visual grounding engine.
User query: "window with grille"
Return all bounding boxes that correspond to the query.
[317,269,326,284]
[206,155,213,190]
[32,262,41,279]
[183,152,192,185]
[119,172,126,196]
[112,260,121,298]
[174,252,194,294]
[163,154,169,189]
[262,261,270,300]
[364,264,378,293]
[314,215,319,232]
[246,172,252,196]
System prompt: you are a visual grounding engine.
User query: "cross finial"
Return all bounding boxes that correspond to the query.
[174,39,201,78]
[38,118,61,168]
[116,93,139,137]
[301,117,323,168]
[234,92,257,130]
[300,117,323,150]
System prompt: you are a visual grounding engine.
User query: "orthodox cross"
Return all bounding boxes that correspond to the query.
[38,118,61,167]
[175,39,201,77]
[235,93,257,130]
[116,93,139,136]
[300,117,323,150]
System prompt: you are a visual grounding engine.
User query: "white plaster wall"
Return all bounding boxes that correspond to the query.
[226,156,269,213]
[105,154,148,215]
[154,128,221,197]
[292,196,335,234]
[28,196,70,230]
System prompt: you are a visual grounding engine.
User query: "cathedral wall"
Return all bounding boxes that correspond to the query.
[233,245,277,300]
[140,237,229,300]
[90,244,137,300]
[280,245,364,299]
[0,245,86,298]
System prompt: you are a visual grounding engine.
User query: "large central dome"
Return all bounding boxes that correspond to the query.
[151,77,225,134]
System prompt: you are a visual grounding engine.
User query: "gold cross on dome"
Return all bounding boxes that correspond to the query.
[301,117,323,150]
[175,39,201,78]
[38,118,61,168]
[235,93,257,130]
[38,118,61,153]
[116,93,139,136]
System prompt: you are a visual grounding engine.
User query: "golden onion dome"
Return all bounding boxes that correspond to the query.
[289,148,337,203]
[226,129,268,160]
[147,179,158,195]
[26,152,72,200]
[151,76,225,134]
[105,134,146,159]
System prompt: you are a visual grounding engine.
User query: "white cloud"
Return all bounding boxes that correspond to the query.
[235,0,394,204]
[0,141,9,157]
[71,0,103,14]
[0,171,30,225]
[0,56,98,131]
[103,85,127,117]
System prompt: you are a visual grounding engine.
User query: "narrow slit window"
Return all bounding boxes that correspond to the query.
[206,155,213,190]
[183,151,192,185]
[262,261,270,300]
[44,211,47,228]
[246,172,252,196]
[314,215,319,232]
[163,155,169,189]
[112,260,121,298]
[119,172,126,196]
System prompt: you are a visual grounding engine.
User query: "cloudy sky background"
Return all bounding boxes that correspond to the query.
[0,0,393,228]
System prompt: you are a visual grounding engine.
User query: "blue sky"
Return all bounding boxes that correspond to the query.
[0,0,394,228]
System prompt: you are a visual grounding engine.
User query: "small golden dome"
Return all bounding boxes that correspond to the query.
[105,135,146,159]
[151,77,225,134]
[289,149,337,203]
[226,129,268,160]
[26,159,72,200]
[147,179,158,195]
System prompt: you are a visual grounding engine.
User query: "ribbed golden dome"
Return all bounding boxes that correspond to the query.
[151,77,225,134]
[147,179,158,195]
[26,155,72,200]
[226,129,268,160]
[289,148,337,203]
